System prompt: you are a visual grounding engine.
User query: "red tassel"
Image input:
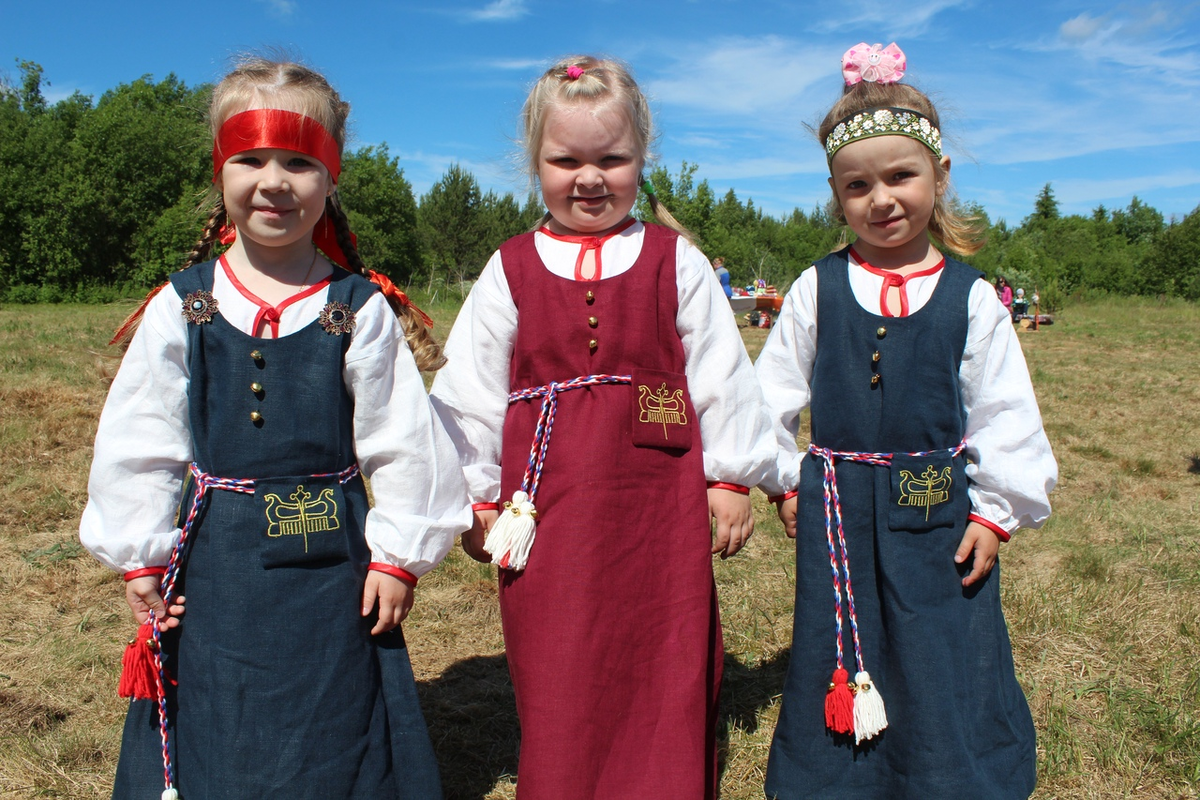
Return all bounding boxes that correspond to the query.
[118,622,159,700]
[824,667,855,734]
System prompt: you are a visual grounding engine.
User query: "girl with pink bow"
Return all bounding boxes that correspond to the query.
[756,42,1055,799]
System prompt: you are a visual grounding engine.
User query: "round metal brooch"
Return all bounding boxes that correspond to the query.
[182,290,218,325]
[318,301,356,335]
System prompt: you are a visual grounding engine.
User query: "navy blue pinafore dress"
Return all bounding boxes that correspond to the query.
[112,261,442,799]
[765,249,1036,800]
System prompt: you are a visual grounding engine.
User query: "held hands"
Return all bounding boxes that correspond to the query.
[462,509,499,564]
[775,495,798,539]
[709,488,754,559]
[125,576,185,632]
[955,521,1001,587]
[362,571,414,635]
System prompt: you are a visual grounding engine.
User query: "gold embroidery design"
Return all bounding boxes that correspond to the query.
[638,382,687,440]
[897,465,953,521]
[263,485,340,552]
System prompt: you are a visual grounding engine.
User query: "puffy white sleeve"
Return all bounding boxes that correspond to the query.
[345,293,473,576]
[960,281,1057,533]
[674,239,783,494]
[79,287,192,573]
[427,251,517,505]
[753,267,818,496]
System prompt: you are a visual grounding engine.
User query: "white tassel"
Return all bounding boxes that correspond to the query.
[853,671,888,744]
[483,490,539,571]
[162,788,180,800]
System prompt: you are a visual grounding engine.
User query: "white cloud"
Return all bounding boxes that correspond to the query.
[486,58,547,71]
[1059,12,1107,41]
[466,0,529,22]
[809,0,971,38]
[647,36,836,118]
[259,0,296,19]
[1052,169,1200,207]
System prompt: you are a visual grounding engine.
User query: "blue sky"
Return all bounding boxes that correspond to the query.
[2,0,1198,226]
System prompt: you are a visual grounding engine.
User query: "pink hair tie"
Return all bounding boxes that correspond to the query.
[841,42,907,86]
[566,65,585,80]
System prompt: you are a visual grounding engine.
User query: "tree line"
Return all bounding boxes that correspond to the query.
[1,63,1197,307]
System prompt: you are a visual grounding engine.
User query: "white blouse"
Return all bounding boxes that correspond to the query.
[79,264,473,576]
[754,255,1057,533]
[428,221,790,501]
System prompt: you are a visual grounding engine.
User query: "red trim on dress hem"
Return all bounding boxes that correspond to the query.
[968,513,1011,542]
[219,255,332,338]
[123,567,167,582]
[368,562,418,587]
[707,482,750,495]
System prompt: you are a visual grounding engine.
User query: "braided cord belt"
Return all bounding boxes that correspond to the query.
[145,461,359,796]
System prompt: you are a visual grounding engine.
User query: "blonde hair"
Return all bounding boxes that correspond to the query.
[520,55,693,241]
[817,81,983,256]
[115,57,444,370]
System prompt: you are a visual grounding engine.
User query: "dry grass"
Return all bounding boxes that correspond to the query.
[0,296,1197,799]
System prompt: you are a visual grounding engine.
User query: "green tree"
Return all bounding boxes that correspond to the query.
[417,164,488,286]
[1145,205,1200,299]
[339,144,422,283]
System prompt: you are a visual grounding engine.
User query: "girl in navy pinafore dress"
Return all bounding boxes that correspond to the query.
[755,43,1056,799]
[430,56,784,800]
[81,58,470,799]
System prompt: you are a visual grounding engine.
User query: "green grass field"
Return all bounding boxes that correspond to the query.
[1,295,1197,799]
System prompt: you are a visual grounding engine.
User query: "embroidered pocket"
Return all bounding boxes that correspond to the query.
[888,452,965,533]
[630,368,693,451]
[256,476,349,567]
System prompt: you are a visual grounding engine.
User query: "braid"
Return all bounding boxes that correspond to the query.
[111,198,227,352]
[325,198,447,372]
[647,192,696,245]
[184,199,228,269]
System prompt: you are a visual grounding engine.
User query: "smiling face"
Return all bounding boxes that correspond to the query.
[829,134,949,266]
[218,145,333,255]
[537,101,643,236]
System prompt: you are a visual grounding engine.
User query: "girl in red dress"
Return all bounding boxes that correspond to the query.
[430,55,786,799]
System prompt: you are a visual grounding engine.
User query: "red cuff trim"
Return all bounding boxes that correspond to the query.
[123,567,166,582]
[472,502,500,512]
[368,563,418,587]
[768,490,799,503]
[968,514,1011,542]
[706,482,750,495]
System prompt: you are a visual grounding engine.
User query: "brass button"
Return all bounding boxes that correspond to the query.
[250,349,263,360]
[876,327,887,339]
[586,291,595,304]
[250,411,263,422]
[870,374,881,387]
[588,338,598,350]
[872,351,881,363]
[251,382,263,394]
[588,316,599,328]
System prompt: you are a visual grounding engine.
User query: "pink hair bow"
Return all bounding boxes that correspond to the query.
[841,42,907,86]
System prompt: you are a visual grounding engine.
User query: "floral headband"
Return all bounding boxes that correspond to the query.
[825,43,942,163]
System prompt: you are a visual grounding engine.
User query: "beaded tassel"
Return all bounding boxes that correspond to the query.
[484,491,538,571]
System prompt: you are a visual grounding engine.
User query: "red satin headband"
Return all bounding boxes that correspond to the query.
[212,109,341,183]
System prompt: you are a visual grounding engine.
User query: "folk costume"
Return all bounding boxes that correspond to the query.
[81,258,471,798]
[430,220,783,800]
[755,247,1056,799]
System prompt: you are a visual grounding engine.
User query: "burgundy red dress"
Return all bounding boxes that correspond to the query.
[497,224,722,799]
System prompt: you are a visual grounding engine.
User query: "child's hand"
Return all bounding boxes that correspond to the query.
[362,571,414,635]
[776,495,798,539]
[462,509,498,564]
[709,488,754,559]
[125,577,185,632]
[955,521,1000,587]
